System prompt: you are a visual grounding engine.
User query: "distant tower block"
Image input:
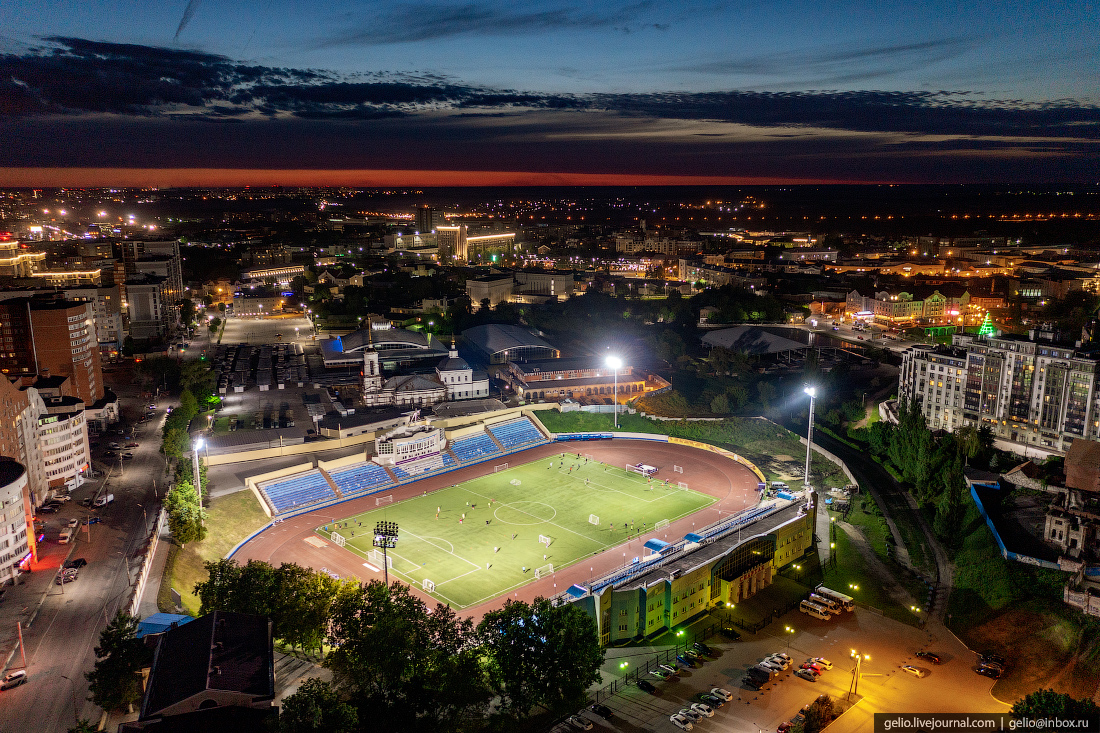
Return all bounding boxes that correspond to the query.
[416,205,435,234]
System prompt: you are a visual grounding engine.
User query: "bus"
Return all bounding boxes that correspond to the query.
[815,586,855,612]
[809,593,841,614]
[800,600,831,620]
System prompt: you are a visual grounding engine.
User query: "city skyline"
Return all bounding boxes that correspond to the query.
[1,1,1098,185]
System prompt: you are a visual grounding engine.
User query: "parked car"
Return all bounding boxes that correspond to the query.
[692,642,713,656]
[566,715,592,731]
[677,654,698,668]
[976,666,1002,679]
[678,707,703,722]
[710,687,734,701]
[760,660,784,672]
[670,713,694,731]
[742,676,763,690]
[121,453,134,461]
[84,517,101,525]
[690,703,714,718]
[37,505,57,514]
[1,670,27,690]
[637,679,657,693]
[108,442,121,449]
[800,663,822,675]
[980,652,1007,667]
[104,451,117,458]
[699,693,724,708]
[765,656,790,670]
[901,665,927,678]
[64,558,87,569]
[777,722,793,733]
[659,663,680,676]
[916,651,942,664]
[66,518,79,529]
[80,497,93,507]
[651,668,672,680]
[809,657,833,670]
[721,627,742,640]
[125,443,139,448]
[773,652,791,662]
[590,704,612,720]
[795,668,817,682]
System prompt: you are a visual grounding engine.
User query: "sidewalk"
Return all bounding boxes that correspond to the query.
[137,521,174,618]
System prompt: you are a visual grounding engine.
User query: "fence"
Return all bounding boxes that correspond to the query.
[128,508,167,617]
[969,482,1063,571]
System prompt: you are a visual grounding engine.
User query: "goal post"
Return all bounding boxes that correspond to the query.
[534,563,554,579]
[539,534,553,547]
[588,514,600,526]
[626,463,657,477]
[677,481,689,490]
[494,462,509,472]
[331,532,347,547]
[376,494,393,506]
[673,465,684,474]
[654,519,670,531]
[367,549,392,569]
[423,579,435,592]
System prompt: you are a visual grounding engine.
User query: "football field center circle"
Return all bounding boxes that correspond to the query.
[492,500,557,525]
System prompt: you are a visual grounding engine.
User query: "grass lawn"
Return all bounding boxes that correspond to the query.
[159,490,271,615]
[318,457,715,610]
[536,411,848,490]
[821,524,925,626]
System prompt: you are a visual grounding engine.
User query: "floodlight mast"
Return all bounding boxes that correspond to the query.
[606,356,623,429]
[803,386,816,490]
[373,520,400,587]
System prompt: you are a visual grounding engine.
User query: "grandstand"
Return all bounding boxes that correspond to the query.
[486,417,545,450]
[258,470,335,513]
[450,431,502,463]
[327,462,395,497]
[390,453,451,480]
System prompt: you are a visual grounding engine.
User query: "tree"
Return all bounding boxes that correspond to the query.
[179,298,197,329]
[726,383,749,409]
[180,359,216,402]
[165,479,207,546]
[161,426,190,462]
[195,558,243,613]
[280,678,358,733]
[327,580,490,732]
[1013,689,1100,719]
[710,393,730,414]
[934,453,966,543]
[178,388,199,419]
[478,597,603,718]
[86,612,148,713]
[756,382,777,409]
[802,694,837,733]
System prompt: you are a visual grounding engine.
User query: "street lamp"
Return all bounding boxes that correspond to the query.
[606,355,623,429]
[373,520,399,587]
[784,625,795,651]
[803,386,817,490]
[848,650,870,701]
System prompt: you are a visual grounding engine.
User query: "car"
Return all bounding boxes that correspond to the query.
[710,687,733,701]
[104,451,117,458]
[916,651,942,664]
[64,558,87,569]
[766,656,790,670]
[677,654,698,668]
[742,676,764,689]
[976,666,1002,679]
[778,722,793,733]
[692,642,713,655]
[108,442,121,449]
[678,707,703,722]
[66,518,79,529]
[795,668,817,682]
[760,660,784,672]
[670,713,694,731]
[980,652,1007,667]
[979,661,1005,674]
[84,517,101,525]
[809,657,833,670]
[720,626,742,640]
[659,663,680,676]
[122,454,134,461]
[772,652,791,662]
[37,505,57,514]
[857,335,864,340]
[901,665,927,678]
[690,703,714,718]
[590,704,612,720]
[125,443,139,448]
[55,573,77,585]
[148,403,157,409]
[637,679,657,693]
[800,663,822,675]
[1,670,27,690]
[566,715,592,730]
[651,668,672,680]
[699,693,724,708]
[80,497,93,507]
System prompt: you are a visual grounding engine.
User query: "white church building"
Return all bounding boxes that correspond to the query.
[361,341,490,408]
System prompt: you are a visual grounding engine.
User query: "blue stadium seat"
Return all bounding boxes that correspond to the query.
[487,418,545,450]
[450,432,502,463]
[328,462,396,497]
[260,470,336,514]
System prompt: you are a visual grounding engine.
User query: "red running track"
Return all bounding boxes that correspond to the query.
[231,439,761,620]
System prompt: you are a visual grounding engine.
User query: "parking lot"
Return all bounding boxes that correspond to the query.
[550,606,1009,733]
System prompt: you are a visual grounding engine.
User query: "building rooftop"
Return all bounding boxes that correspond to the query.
[0,459,26,488]
[701,326,807,355]
[462,323,556,356]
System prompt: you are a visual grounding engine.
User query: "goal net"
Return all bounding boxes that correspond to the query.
[654,519,670,531]
[367,549,392,569]
[494,463,509,472]
[534,563,554,579]
[376,494,393,506]
[332,532,347,547]
[588,514,600,526]
[626,463,657,477]
[677,482,689,490]
[423,579,435,592]
[673,465,684,474]
[539,534,553,547]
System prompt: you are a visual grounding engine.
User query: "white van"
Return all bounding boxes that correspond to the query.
[770,481,789,491]
[59,527,75,544]
[93,493,114,507]
[800,600,831,620]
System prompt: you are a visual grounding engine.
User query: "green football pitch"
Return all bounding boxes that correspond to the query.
[316,456,717,609]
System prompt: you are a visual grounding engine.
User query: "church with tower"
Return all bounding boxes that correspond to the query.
[361,340,491,408]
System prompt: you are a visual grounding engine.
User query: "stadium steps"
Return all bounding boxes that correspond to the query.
[445,448,460,464]
[318,467,343,499]
[382,465,400,483]
[485,429,506,450]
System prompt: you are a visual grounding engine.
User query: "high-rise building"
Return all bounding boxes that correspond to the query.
[0,297,103,406]
[900,329,1100,453]
[126,274,173,340]
[416,205,436,235]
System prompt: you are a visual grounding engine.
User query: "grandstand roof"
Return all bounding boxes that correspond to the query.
[462,323,557,359]
[701,326,808,355]
[430,398,507,418]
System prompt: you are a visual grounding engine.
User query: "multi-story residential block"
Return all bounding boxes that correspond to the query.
[64,285,125,358]
[126,274,173,339]
[900,329,1100,452]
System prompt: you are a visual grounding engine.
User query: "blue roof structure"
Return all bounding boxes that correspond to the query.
[643,538,671,553]
[566,584,588,598]
[137,613,194,638]
[684,532,704,543]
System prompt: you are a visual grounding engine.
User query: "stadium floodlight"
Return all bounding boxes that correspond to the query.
[606,355,623,429]
[373,520,400,587]
[803,386,817,491]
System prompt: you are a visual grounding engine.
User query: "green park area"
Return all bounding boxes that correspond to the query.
[318,456,715,609]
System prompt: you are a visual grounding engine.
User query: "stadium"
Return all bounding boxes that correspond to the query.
[229,407,817,643]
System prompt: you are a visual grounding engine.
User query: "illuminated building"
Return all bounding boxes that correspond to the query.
[0,236,46,278]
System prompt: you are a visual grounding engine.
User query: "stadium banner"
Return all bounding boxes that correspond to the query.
[667,436,767,484]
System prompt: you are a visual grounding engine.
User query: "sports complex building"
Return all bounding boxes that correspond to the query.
[230,406,817,644]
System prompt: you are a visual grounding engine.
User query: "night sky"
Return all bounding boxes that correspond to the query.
[2,1,1097,185]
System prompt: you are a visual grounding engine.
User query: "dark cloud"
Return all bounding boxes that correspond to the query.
[1,37,1098,182]
[319,0,666,46]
